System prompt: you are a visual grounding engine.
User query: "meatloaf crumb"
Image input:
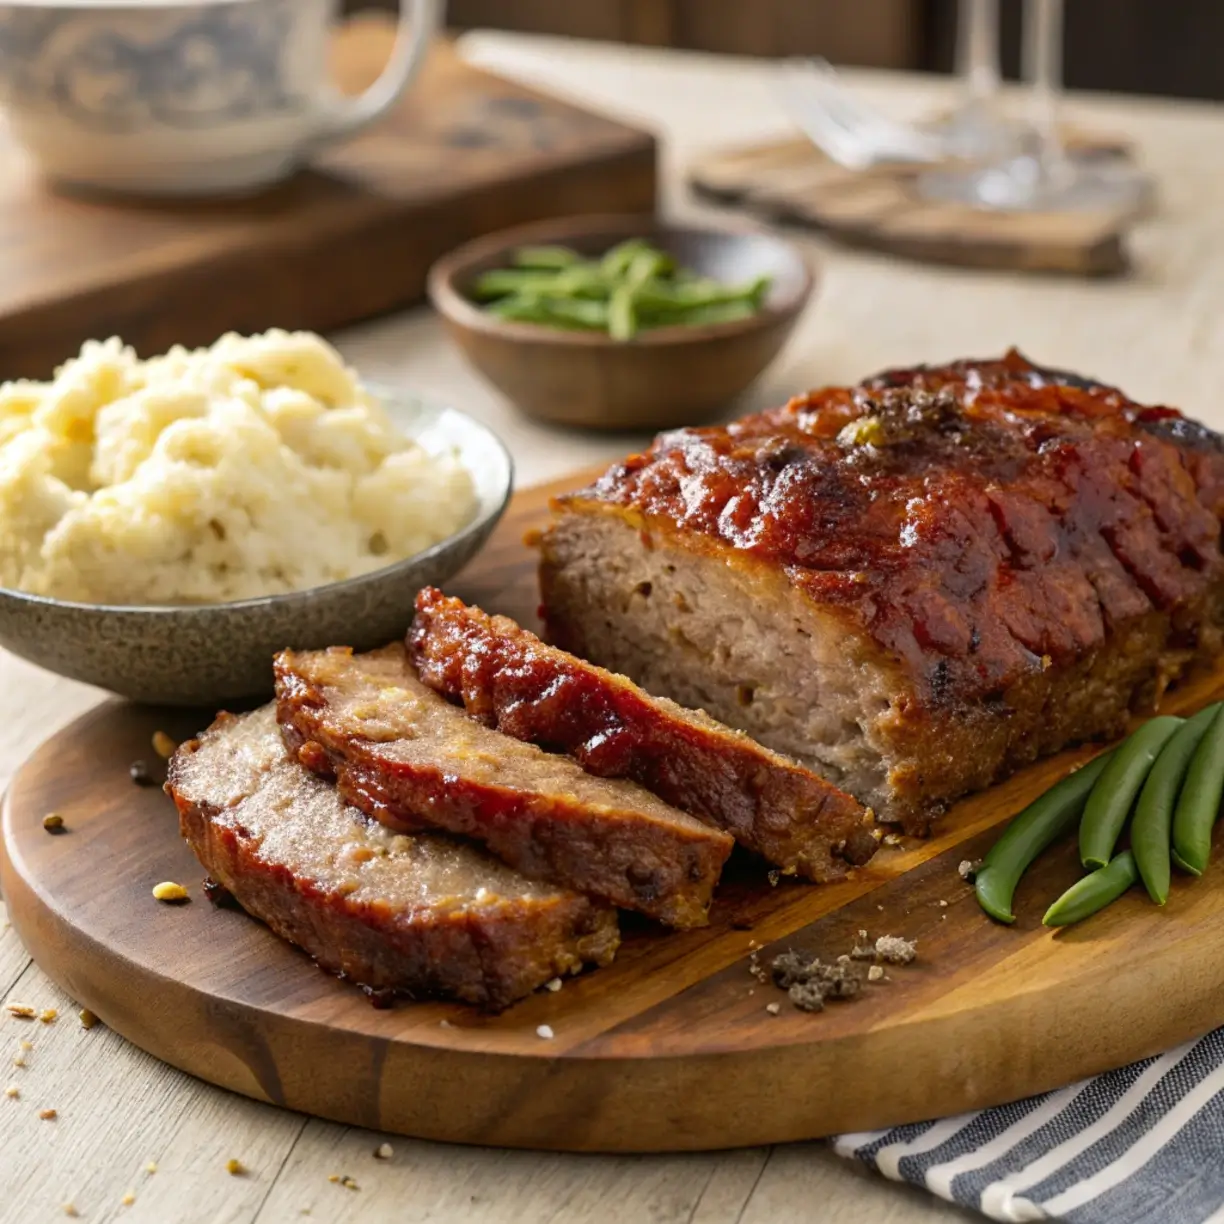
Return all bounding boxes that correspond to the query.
[166,706,619,1011]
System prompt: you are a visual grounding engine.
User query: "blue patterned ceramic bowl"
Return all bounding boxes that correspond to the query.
[0,395,512,706]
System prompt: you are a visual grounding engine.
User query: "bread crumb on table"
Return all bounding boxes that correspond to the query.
[62,1205,78,1218]
[536,1024,555,1040]
[18,1040,32,1051]
[152,731,178,759]
[226,1159,246,1176]
[6,1005,35,1019]
[874,935,917,965]
[39,1108,57,1120]
[144,1162,158,1174]
[765,1003,781,1015]
[868,965,886,982]
[374,1143,393,1160]
[958,859,981,881]
[12,1055,24,1068]
[121,1190,136,1206]
[40,1008,57,1024]
[4,1085,18,1098]
[544,978,563,993]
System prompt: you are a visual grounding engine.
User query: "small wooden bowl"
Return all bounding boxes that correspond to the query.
[427,214,816,431]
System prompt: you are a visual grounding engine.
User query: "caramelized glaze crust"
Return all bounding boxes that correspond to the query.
[564,351,1224,709]
[410,588,877,880]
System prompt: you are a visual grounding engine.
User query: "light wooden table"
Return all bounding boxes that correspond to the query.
[5,30,1224,1224]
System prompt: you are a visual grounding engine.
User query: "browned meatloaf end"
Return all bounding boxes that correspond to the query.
[273,644,734,928]
[165,705,619,1011]
[539,351,1224,834]
[409,586,877,881]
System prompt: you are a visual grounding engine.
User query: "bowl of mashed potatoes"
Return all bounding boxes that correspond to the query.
[0,330,511,704]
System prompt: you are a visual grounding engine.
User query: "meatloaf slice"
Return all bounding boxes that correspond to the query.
[409,587,877,881]
[539,351,1224,834]
[274,644,733,928]
[166,705,619,1011]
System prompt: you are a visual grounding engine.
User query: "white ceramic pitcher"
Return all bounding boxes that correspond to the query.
[0,0,444,195]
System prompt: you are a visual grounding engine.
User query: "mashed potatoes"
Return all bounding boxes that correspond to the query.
[0,331,478,605]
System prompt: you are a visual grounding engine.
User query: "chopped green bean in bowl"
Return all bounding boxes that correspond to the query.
[468,239,774,341]
[427,215,816,431]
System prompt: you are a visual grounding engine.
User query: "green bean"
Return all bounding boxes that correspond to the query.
[511,245,582,270]
[1079,716,1182,869]
[609,284,637,341]
[1171,703,1224,876]
[974,750,1113,924]
[469,240,772,339]
[1132,703,1221,903]
[1043,850,1138,927]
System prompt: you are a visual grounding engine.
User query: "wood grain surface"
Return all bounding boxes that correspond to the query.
[0,15,656,381]
[687,136,1141,276]
[4,467,1224,1153]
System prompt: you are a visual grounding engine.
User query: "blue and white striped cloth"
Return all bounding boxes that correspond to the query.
[834,1028,1224,1222]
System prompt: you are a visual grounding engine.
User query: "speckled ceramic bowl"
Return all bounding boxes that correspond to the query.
[0,395,512,706]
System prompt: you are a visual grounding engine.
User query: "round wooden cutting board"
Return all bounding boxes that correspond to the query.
[4,476,1224,1154]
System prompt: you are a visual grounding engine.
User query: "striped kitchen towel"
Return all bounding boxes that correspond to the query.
[834,1027,1224,1223]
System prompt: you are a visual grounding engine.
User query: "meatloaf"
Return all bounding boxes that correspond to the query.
[539,351,1224,833]
[274,644,734,928]
[410,587,877,880]
[166,705,619,1010]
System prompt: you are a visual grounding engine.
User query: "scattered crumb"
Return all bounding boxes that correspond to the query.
[19,1040,32,1051]
[544,978,562,993]
[152,881,189,903]
[938,899,949,908]
[958,859,981,882]
[747,989,754,996]
[6,1005,35,1019]
[40,1108,57,1120]
[770,949,817,989]
[226,1159,246,1176]
[339,1176,359,1192]
[12,1056,24,1068]
[868,965,886,982]
[767,870,780,887]
[4,1085,18,1098]
[536,1024,555,1041]
[40,1008,57,1024]
[374,1143,393,1160]
[882,833,901,846]
[121,1191,136,1207]
[79,1010,97,1030]
[145,1162,158,1174]
[876,903,885,911]
[129,760,153,786]
[328,1175,340,1184]
[438,1019,451,1028]
[62,1206,78,1218]
[765,1002,781,1015]
[1040,654,1053,671]
[152,731,178,759]
[788,981,826,1012]
[875,935,917,965]
[942,914,948,921]
[42,812,65,833]
[747,939,761,951]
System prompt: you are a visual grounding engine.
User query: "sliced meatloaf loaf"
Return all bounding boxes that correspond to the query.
[274,644,734,928]
[166,705,619,1010]
[410,586,877,880]
[539,351,1224,833]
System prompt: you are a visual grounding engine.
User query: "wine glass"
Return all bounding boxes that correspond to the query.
[922,0,1022,162]
[917,0,1151,212]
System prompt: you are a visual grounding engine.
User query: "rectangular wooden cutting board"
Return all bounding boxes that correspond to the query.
[0,16,657,380]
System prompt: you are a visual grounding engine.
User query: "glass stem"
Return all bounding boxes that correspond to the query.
[1023,0,1065,168]
[956,0,1002,103]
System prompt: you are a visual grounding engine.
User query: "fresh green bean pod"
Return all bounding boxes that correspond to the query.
[1171,703,1224,876]
[1043,850,1139,927]
[1079,716,1182,869]
[608,284,637,342]
[974,751,1114,924]
[1132,703,1221,903]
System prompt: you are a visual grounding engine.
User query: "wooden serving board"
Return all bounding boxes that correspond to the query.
[687,136,1144,277]
[0,16,656,380]
[4,469,1224,1153]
